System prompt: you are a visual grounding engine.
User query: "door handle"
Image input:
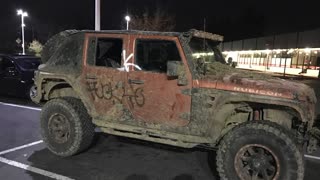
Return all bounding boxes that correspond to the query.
[86,74,97,80]
[128,79,144,84]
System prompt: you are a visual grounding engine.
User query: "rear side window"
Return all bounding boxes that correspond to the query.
[135,39,181,73]
[95,38,123,68]
[46,34,84,73]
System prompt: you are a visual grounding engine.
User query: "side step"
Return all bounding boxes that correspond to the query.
[93,119,211,148]
[100,127,198,148]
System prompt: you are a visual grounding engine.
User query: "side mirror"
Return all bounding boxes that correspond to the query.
[166,61,188,86]
[167,61,182,77]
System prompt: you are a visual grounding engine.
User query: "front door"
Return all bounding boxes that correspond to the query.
[126,36,192,127]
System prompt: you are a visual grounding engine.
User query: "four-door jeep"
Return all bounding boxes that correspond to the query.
[32,29,318,180]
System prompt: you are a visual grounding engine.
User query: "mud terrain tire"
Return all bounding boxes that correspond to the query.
[216,120,304,180]
[40,97,95,157]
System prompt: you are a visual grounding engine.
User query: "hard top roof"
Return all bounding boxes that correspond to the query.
[64,29,224,41]
[80,29,181,36]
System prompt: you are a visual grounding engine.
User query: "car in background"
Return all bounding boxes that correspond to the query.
[0,54,40,99]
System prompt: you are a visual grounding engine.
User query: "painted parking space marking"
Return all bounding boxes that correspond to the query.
[0,140,43,155]
[0,140,73,180]
[305,154,320,161]
[0,102,41,111]
[0,157,74,180]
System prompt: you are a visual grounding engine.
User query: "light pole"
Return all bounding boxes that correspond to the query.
[125,15,131,30]
[95,0,100,30]
[17,9,28,55]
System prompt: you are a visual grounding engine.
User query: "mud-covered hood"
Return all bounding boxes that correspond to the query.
[198,62,317,103]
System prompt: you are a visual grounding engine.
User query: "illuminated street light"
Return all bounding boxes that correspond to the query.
[17,9,28,55]
[125,15,131,30]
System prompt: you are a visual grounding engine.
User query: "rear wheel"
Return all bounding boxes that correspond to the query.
[216,121,304,180]
[40,97,95,157]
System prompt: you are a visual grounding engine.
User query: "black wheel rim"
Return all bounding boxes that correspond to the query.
[29,85,37,99]
[234,144,280,180]
[48,113,71,144]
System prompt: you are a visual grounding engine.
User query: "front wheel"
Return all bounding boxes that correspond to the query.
[216,121,304,180]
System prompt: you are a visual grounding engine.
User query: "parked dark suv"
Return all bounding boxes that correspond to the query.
[0,54,40,99]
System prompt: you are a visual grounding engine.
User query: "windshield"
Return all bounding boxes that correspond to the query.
[189,37,225,64]
[14,57,41,70]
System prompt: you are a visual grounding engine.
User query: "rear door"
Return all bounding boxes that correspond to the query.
[81,33,128,120]
[126,35,192,127]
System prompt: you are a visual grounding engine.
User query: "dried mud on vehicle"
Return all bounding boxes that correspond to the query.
[32,29,319,180]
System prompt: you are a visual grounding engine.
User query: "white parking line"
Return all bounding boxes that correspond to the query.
[0,102,41,111]
[0,140,43,155]
[0,140,74,180]
[0,157,74,180]
[305,154,320,161]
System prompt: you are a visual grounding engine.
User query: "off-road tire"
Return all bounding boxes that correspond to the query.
[40,97,95,157]
[216,120,304,180]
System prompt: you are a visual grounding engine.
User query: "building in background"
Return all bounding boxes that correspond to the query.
[222,28,320,77]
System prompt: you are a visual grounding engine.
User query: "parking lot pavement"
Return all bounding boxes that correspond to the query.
[1,100,320,180]
[0,95,40,108]
[0,164,46,180]
[0,102,41,151]
[2,135,219,180]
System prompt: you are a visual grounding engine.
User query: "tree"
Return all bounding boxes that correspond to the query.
[129,6,175,32]
[28,40,43,57]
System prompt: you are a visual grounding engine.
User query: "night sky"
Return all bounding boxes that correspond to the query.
[1,0,319,52]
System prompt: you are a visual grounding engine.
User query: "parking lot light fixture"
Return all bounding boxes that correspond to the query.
[125,15,131,30]
[17,9,28,55]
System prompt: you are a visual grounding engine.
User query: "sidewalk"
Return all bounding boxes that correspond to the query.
[237,65,320,80]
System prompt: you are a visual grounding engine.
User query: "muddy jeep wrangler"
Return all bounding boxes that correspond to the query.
[32,29,319,180]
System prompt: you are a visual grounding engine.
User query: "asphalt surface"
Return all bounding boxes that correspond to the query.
[1,76,320,180]
[0,99,216,180]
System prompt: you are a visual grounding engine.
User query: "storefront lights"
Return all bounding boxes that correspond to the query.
[304,48,311,53]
